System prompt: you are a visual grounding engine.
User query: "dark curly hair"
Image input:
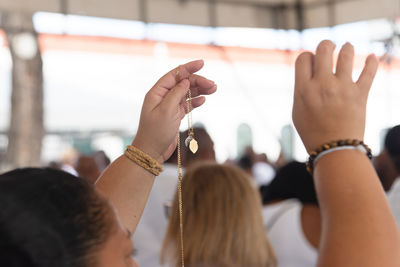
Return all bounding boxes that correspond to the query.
[0,168,113,267]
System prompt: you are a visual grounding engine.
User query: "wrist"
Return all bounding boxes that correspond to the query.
[131,137,164,164]
[306,139,372,174]
[314,148,372,174]
[306,135,365,153]
[124,145,163,176]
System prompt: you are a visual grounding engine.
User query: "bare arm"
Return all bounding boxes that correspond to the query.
[293,41,400,266]
[95,155,155,234]
[96,60,217,233]
[316,150,400,266]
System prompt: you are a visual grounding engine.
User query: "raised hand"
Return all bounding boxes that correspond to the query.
[132,60,217,162]
[292,40,378,153]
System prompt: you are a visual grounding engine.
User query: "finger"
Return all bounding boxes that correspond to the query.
[154,60,204,91]
[189,74,215,91]
[356,54,378,93]
[179,83,215,106]
[161,79,190,111]
[190,96,206,110]
[179,96,206,119]
[336,42,354,80]
[190,84,217,98]
[314,40,336,78]
[295,52,314,84]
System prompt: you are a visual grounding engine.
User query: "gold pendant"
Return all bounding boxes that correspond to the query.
[185,135,198,154]
[189,139,198,154]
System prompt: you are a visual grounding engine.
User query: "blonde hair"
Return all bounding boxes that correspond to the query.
[161,162,276,267]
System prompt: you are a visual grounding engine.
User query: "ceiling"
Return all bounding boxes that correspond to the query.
[0,0,397,30]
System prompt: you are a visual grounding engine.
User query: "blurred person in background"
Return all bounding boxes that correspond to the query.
[94,150,111,173]
[48,161,62,170]
[133,137,183,267]
[75,155,101,184]
[253,152,276,187]
[75,151,111,184]
[182,126,216,168]
[237,146,275,186]
[161,163,277,267]
[374,125,400,227]
[374,125,400,192]
[60,148,79,176]
[262,161,319,267]
[237,153,254,177]
[274,149,290,170]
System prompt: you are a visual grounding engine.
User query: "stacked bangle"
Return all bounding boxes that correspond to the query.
[306,139,372,174]
[124,145,163,176]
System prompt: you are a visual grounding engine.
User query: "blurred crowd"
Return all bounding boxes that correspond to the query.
[47,150,110,184]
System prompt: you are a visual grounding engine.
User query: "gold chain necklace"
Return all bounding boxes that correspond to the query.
[176,70,198,267]
[184,88,198,154]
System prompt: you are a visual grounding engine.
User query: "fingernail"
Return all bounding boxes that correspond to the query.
[343,42,353,47]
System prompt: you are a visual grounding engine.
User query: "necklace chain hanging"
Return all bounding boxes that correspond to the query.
[176,69,198,267]
[184,88,198,154]
[177,131,185,267]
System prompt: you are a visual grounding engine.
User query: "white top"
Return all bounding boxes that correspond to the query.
[252,162,275,186]
[262,199,318,267]
[133,163,179,267]
[388,177,400,228]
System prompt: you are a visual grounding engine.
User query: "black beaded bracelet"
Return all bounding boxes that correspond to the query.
[306,139,372,174]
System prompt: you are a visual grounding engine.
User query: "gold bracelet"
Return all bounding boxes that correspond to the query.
[124,145,163,176]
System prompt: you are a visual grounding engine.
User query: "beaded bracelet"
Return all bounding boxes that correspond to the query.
[306,139,372,174]
[124,145,163,176]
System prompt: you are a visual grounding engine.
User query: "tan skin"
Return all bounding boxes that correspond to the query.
[96,205,138,267]
[301,205,321,249]
[94,60,217,266]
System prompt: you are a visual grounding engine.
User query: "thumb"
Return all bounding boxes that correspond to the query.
[160,79,190,112]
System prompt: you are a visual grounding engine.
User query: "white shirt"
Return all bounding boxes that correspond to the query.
[252,162,275,186]
[133,163,179,267]
[263,199,318,267]
[388,177,400,228]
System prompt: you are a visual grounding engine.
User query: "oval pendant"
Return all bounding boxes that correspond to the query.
[189,139,198,154]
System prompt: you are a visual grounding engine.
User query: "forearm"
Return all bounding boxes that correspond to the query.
[96,155,155,233]
[94,60,215,235]
[315,149,400,267]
